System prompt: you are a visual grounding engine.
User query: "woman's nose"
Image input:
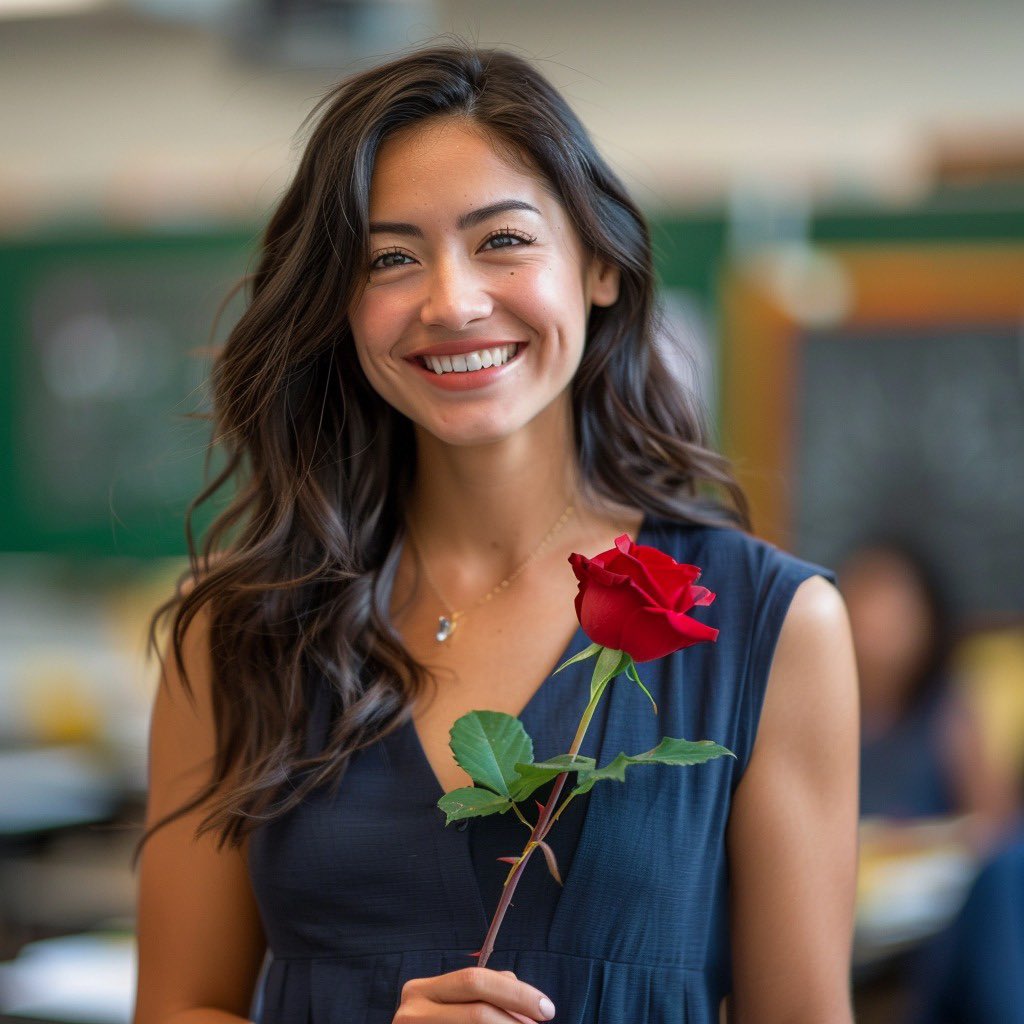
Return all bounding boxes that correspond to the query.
[419,257,493,331]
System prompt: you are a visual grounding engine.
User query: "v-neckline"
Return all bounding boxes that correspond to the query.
[404,513,673,951]
[404,513,651,804]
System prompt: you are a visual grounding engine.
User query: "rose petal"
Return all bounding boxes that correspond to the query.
[568,537,718,659]
[570,553,631,590]
[616,603,721,662]
[643,561,703,606]
[621,538,696,575]
[575,573,654,650]
[607,535,705,608]
[600,535,681,607]
[685,585,716,609]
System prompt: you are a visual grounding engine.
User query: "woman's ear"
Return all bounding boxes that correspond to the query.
[586,254,621,308]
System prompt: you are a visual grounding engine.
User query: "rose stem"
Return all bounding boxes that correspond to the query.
[475,676,611,967]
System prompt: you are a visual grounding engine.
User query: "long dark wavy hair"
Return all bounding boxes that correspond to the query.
[136,40,752,859]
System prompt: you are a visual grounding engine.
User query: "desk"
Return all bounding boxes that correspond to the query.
[0,932,134,1024]
[855,815,978,971]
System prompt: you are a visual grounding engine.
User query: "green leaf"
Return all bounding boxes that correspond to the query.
[437,786,513,825]
[552,641,603,675]
[507,753,597,802]
[590,646,631,700]
[626,660,658,714]
[569,736,735,797]
[448,710,534,798]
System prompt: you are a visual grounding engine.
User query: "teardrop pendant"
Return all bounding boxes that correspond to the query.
[436,615,455,643]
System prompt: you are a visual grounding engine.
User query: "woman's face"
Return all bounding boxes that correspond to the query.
[347,117,620,448]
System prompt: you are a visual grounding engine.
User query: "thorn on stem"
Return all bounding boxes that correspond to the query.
[538,839,564,885]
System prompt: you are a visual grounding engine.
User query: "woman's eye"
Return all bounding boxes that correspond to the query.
[482,228,537,251]
[370,248,413,271]
[369,228,536,272]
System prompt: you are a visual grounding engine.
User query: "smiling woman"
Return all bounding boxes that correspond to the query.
[348,118,619,436]
[132,40,857,1024]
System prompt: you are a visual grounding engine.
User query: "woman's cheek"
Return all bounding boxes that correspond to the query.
[500,263,577,321]
[351,298,408,367]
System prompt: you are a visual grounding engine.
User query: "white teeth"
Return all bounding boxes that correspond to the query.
[423,344,519,375]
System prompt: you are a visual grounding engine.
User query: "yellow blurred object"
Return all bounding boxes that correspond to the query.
[102,557,188,697]
[953,628,1024,781]
[19,659,103,745]
[856,816,977,965]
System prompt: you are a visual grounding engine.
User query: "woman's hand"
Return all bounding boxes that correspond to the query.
[393,967,556,1023]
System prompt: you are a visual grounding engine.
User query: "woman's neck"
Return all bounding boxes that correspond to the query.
[399,396,646,616]
[404,408,581,586]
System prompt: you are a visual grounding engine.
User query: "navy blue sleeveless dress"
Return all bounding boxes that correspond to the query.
[246,514,838,1022]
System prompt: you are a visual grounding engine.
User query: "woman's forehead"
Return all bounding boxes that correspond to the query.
[368,120,552,215]
[377,115,529,167]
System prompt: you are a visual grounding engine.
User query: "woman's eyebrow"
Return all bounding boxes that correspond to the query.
[369,199,542,237]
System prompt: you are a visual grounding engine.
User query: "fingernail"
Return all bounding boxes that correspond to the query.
[539,995,556,1019]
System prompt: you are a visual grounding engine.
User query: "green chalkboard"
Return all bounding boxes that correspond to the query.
[0,230,254,557]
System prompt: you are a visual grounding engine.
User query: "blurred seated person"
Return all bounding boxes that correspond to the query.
[906,824,1024,1023]
[838,534,1018,855]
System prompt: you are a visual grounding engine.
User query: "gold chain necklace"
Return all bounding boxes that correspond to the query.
[405,503,575,643]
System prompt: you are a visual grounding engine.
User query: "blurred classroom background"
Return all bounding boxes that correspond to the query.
[1,1,1024,1022]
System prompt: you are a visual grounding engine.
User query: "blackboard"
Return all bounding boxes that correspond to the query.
[0,233,252,556]
[795,324,1024,622]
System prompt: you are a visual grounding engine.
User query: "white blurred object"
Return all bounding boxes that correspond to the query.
[0,932,134,1023]
[0,554,178,795]
[757,243,853,328]
[854,816,979,966]
[655,288,717,422]
[0,0,104,17]
[0,746,120,834]
[727,176,812,255]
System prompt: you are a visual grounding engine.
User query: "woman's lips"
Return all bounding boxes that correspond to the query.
[407,342,526,391]
[406,339,526,360]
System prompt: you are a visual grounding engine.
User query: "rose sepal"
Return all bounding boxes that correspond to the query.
[552,640,603,675]
[625,658,657,714]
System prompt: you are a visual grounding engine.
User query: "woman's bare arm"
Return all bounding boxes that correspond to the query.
[725,575,859,1024]
[133,597,268,1024]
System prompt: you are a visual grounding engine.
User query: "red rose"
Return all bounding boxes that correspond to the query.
[568,533,718,662]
